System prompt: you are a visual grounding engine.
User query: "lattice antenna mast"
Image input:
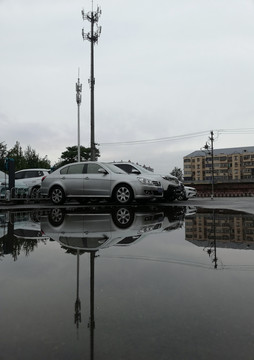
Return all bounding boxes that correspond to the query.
[82,5,102,161]
[76,69,82,162]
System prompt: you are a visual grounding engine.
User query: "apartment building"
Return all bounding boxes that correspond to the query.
[184,146,254,182]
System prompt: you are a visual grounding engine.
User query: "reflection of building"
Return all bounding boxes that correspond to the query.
[185,210,254,249]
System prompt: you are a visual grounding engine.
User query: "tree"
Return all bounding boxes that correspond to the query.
[171,167,183,181]
[7,141,26,170]
[0,142,7,170]
[7,141,51,171]
[57,145,100,168]
[23,146,50,169]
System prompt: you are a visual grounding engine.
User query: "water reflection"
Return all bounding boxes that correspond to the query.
[185,209,254,268]
[40,206,186,250]
[40,206,187,359]
[0,210,49,260]
[1,205,254,358]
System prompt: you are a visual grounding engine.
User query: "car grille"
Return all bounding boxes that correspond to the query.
[152,181,161,186]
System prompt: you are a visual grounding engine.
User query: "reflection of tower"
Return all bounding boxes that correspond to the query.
[88,251,96,360]
[73,249,97,359]
[74,249,81,328]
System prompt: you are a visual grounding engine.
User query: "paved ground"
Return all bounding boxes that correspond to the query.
[0,197,253,214]
[178,197,254,214]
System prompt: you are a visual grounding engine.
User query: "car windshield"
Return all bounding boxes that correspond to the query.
[131,164,153,174]
[104,163,127,174]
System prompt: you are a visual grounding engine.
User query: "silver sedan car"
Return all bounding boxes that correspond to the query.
[40,161,163,205]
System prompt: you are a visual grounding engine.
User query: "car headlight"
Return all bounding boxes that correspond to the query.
[137,177,154,185]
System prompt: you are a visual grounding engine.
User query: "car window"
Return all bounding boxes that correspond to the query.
[66,164,84,174]
[23,171,40,178]
[86,163,104,174]
[116,164,139,174]
[60,167,69,174]
[105,163,126,174]
[15,172,24,180]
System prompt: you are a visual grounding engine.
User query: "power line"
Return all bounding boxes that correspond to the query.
[99,130,209,146]
[98,128,254,147]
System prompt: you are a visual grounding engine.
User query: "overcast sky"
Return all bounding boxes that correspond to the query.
[1,0,254,174]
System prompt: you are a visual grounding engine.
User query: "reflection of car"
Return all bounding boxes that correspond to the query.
[15,168,50,198]
[178,186,197,201]
[0,211,50,241]
[40,162,163,205]
[41,207,165,251]
[112,162,183,202]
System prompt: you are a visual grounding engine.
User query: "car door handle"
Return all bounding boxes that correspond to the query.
[85,177,89,180]
[61,176,66,180]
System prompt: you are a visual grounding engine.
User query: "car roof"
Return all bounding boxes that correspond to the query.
[16,168,50,172]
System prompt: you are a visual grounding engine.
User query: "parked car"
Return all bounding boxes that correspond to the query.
[0,170,8,185]
[0,171,30,200]
[40,161,163,205]
[111,162,183,201]
[15,168,50,198]
[177,186,197,201]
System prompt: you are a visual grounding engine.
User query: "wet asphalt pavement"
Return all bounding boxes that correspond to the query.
[0,196,253,214]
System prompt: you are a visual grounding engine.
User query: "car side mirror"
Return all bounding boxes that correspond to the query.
[98,168,108,175]
[131,169,140,175]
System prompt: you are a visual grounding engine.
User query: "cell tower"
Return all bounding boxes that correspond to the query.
[81,3,102,161]
[76,70,82,162]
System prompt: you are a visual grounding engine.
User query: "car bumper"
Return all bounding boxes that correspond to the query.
[135,186,163,198]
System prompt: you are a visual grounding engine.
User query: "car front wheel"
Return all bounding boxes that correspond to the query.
[113,184,133,204]
[178,194,188,201]
[50,186,65,205]
[112,207,135,228]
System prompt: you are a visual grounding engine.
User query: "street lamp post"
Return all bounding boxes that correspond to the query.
[203,130,215,200]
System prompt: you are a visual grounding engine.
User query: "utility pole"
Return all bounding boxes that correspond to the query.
[210,130,214,200]
[81,4,102,161]
[203,130,215,200]
[76,70,82,162]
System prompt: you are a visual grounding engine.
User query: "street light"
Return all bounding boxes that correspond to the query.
[203,130,214,200]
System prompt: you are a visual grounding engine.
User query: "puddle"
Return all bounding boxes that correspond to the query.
[1,205,254,359]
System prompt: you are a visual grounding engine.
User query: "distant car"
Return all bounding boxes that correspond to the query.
[112,162,183,201]
[0,171,30,200]
[15,168,50,198]
[178,186,197,201]
[40,161,163,205]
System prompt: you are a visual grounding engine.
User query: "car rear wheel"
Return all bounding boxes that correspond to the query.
[30,186,40,199]
[50,186,65,205]
[113,184,133,204]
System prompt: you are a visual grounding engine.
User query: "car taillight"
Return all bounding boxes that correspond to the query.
[41,176,47,182]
